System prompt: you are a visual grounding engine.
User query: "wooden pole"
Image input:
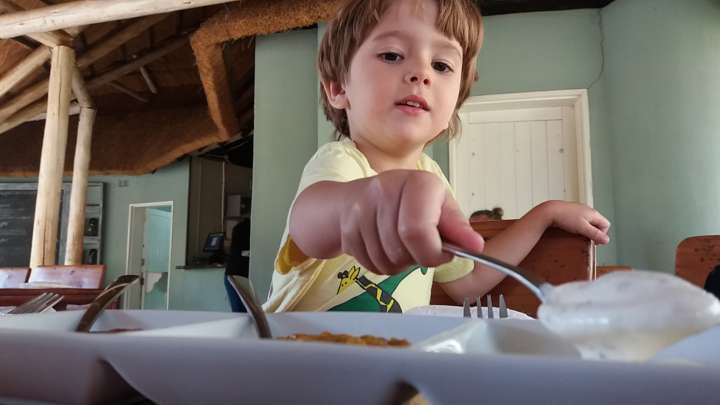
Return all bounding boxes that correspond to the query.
[64,69,95,265]
[0,0,72,46]
[29,45,74,268]
[0,15,167,123]
[0,46,50,99]
[0,0,241,38]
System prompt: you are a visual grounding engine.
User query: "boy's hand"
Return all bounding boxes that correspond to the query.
[540,200,611,245]
[337,170,484,275]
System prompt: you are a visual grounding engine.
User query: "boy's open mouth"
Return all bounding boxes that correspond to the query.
[396,96,429,111]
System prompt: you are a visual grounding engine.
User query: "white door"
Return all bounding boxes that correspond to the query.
[450,90,593,219]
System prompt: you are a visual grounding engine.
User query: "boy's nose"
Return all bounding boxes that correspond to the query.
[404,72,430,86]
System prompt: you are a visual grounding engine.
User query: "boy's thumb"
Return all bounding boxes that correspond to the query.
[438,194,485,253]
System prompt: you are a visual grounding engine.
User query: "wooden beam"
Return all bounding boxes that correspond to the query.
[11,0,85,36]
[106,81,148,103]
[0,45,49,98]
[65,71,95,265]
[76,14,168,68]
[29,102,80,121]
[87,35,186,89]
[0,98,47,134]
[0,0,72,45]
[0,0,241,39]
[29,45,74,268]
[0,15,167,123]
[139,65,157,94]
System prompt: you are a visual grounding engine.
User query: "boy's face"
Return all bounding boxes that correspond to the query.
[326,0,463,155]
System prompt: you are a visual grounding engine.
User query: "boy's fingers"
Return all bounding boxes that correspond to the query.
[362,213,403,274]
[397,174,450,267]
[438,193,485,253]
[582,221,610,245]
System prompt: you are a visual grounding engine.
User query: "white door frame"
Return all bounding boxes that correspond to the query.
[450,89,594,206]
[124,201,174,310]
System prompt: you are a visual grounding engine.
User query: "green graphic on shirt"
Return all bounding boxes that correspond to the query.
[329,266,428,312]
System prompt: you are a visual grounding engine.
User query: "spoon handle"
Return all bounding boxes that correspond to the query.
[75,275,139,332]
[227,275,272,339]
[442,243,550,302]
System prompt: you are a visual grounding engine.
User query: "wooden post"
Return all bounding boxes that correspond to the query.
[0,46,50,99]
[29,46,74,268]
[64,69,95,265]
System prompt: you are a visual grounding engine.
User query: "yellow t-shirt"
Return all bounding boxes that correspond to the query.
[263,138,473,313]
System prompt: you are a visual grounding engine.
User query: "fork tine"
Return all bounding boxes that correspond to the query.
[499,294,508,319]
[37,293,62,313]
[463,297,471,318]
[486,295,494,319]
[476,296,483,318]
[8,292,50,315]
[24,293,55,314]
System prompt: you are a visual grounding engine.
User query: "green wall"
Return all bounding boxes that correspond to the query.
[601,0,720,272]
[251,28,321,299]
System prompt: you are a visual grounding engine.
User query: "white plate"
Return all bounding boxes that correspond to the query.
[1,311,719,405]
[406,304,534,320]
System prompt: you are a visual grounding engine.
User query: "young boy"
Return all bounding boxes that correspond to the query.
[263,0,610,313]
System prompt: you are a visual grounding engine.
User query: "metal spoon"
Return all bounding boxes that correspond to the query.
[442,242,553,302]
[75,274,140,332]
[226,275,272,339]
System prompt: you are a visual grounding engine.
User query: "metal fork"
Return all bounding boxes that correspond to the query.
[6,292,63,315]
[463,294,509,319]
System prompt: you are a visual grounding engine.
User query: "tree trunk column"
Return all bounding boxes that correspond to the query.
[30,45,74,268]
[64,69,95,265]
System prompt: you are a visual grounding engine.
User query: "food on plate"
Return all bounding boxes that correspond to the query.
[538,270,720,361]
[279,331,410,347]
[89,328,142,334]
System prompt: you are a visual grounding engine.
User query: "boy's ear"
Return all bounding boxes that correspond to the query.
[321,80,349,109]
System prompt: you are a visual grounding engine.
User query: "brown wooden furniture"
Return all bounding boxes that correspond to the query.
[0,287,105,310]
[675,235,720,288]
[596,265,633,278]
[431,219,594,317]
[0,267,30,288]
[28,264,106,289]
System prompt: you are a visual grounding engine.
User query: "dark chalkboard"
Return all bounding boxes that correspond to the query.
[0,188,38,266]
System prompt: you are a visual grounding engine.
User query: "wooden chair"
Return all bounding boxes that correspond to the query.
[675,235,720,288]
[0,267,30,288]
[596,265,633,278]
[431,219,594,317]
[28,265,106,289]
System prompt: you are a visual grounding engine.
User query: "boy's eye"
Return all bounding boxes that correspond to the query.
[432,61,454,73]
[379,52,403,62]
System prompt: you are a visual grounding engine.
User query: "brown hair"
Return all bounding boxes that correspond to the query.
[317,0,483,140]
[471,207,504,221]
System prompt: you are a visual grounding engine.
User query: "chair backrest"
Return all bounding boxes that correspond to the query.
[596,265,633,278]
[28,265,106,289]
[675,235,720,288]
[0,267,30,288]
[431,219,594,317]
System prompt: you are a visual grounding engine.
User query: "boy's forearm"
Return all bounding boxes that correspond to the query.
[288,180,351,259]
[481,201,555,266]
[440,202,556,303]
